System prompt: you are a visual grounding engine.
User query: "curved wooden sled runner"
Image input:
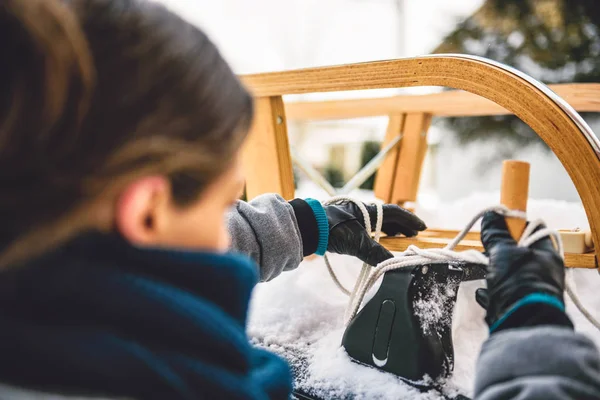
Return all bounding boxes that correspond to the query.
[240,54,600,269]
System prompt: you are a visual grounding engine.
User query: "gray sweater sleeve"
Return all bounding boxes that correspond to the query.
[474,326,600,399]
[227,194,304,282]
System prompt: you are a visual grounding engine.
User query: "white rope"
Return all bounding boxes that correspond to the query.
[565,269,600,330]
[322,197,600,331]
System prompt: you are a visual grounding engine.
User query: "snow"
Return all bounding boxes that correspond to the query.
[248,192,600,399]
[413,272,461,337]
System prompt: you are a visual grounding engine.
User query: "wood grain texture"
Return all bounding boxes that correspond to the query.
[283,83,600,121]
[373,114,405,203]
[379,236,596,269]
[500,161,530,240]
[416,230,482,241]
[390,113,432,204]
[241,56,600,268]
[242,96,295,200]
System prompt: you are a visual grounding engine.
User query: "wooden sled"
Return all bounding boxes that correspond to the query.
[239,54,600,270]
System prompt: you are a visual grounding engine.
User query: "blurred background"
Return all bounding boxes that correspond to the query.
[158,0,600,207]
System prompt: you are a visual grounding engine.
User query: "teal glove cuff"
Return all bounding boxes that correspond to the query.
[305,198,329,256]
[489,292,565,333]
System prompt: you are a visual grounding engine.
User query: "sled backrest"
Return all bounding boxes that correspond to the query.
[283,83,600,204]
[239,54,600,269]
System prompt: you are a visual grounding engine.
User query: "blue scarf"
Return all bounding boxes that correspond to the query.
[0,233,291,399]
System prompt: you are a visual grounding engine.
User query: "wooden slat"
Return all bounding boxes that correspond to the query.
[373,114,405,203]
[242,96,295,200]
[283,84,600,121]
[381,236,483,252]
[390,113,432,204]
[379,236,597,269]
[417,229,481,241]
[412,228,594,254]
[414,229,593,253]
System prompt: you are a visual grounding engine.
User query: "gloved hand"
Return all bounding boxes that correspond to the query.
[475,211,571,332]
[290,198,425,266]
[324,201,426,266]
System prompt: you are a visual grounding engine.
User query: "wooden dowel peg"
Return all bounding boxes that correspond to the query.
[585,231,594,250]
[500,160,530,240]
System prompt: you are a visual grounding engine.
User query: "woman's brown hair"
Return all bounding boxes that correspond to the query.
[0,0,253,266]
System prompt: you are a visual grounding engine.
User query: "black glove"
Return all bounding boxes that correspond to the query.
[326,201,426,265]
[475,211,572,332]
[290,198,426,266]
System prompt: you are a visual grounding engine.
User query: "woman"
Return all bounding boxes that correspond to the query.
[0,0,424,398]
[3,1,595,399]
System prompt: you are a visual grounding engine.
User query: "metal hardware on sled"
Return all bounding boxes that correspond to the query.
[342,263,467,382]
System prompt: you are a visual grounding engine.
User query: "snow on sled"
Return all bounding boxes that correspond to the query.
[250,195,534,400]
[252,258,485,400]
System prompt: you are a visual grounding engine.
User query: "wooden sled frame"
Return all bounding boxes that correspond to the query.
[240,54,600,269]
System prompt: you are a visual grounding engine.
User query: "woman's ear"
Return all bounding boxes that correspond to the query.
[115,176,171,245]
